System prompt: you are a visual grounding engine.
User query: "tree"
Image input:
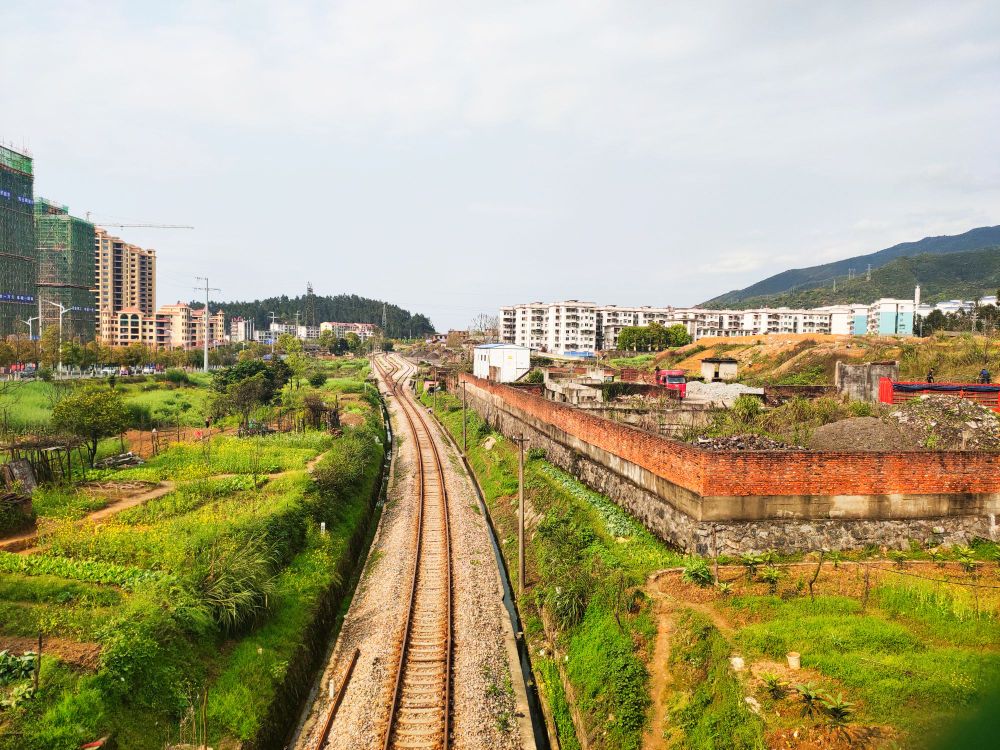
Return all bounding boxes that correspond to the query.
[212,372,270,429]
[52,388,129,466]
[470,313,499,343]
[39,326,61,368]
[317,330,336,353]
[279,334,308,388]
[665,324,692,347]
[345,332,362,353]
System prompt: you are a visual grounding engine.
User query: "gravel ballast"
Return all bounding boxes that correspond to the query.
[294,365,523,750]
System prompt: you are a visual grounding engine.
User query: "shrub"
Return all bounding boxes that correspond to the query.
[164,368,191,385]
[308,372,327,388]
[682,556,714,587]
[187,535,278,633]
[760,672,787,699]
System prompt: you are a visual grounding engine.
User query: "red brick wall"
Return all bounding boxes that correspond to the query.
[460,373,1000,498]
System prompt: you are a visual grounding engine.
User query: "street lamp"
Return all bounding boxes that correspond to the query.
[43,300,68,376]
[17,316,40,368]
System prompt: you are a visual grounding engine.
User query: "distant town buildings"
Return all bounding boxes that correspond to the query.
[501,292,927,354]
[320,321,379,340]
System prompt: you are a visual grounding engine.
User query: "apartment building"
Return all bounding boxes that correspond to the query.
[502,294,921,351]
[866,298,915,336]
[94,227,156,345]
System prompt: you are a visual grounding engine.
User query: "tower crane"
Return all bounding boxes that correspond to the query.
[84,211,193,229]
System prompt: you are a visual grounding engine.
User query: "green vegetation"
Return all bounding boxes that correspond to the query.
[703,225,1000,307]
[616,322,691,352]
[662,556,1000,749]
[666,610,766,749]
[219,291,433,338]
[419,383,680,750]
[52,388,129,466]
[0,358,385,749]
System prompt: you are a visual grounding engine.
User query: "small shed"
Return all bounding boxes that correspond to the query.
[701,357,739,382]
[473,344,531,383]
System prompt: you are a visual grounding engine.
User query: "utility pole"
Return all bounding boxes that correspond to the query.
[268,311,277,356]
[195,277,221,373]
[512,434,529,596]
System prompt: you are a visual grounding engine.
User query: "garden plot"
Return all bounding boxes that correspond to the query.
[0,409,383,749]
[654,551,1000,749]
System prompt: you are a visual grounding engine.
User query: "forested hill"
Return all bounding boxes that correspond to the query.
[205,293,435,337]
[703,225,1000,307]
[700,246,1000,310]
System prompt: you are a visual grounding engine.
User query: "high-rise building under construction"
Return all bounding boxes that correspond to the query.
[0,145,37,338]
[94,227,156,344]
[35,198,96,342]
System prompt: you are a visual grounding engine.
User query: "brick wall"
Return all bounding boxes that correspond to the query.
[459,373,1000,499]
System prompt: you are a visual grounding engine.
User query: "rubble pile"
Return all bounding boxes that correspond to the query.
[94,452,145,469]
[890,395,1000,450]
[695,434,807,451]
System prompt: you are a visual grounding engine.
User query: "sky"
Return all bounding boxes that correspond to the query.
[2,1,999,330]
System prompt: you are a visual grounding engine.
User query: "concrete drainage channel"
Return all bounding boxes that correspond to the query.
[423,396,552,750]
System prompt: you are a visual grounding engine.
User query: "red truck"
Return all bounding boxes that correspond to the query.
[655,368,687,399]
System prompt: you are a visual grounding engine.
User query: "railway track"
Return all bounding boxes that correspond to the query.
[374,354,454,750]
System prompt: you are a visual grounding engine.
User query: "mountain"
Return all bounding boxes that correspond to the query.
[703,225,1000,307]
[700,246,1000,310]
[203,293,435,337]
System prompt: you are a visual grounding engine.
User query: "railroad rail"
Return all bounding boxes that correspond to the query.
[374,354,454,750]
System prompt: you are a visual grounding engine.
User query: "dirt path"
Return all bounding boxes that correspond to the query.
[0,634,101,670]
[642,598,674,750]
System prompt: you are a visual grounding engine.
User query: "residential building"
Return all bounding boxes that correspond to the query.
[111,302,226,350]
[501,301,600,355]
[113,308,170,348]
[0,145,36,338]
[94,227,156,345]
[867,298,915,336]
[34,198,96,342]
[296,325,321,340]
[230,316,255,343]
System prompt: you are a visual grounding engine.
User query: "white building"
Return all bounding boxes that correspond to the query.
[230,316,255,343]
[473,344,531,382]
[501,301,677,355]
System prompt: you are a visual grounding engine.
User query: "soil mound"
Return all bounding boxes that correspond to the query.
[808,417,918,452]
